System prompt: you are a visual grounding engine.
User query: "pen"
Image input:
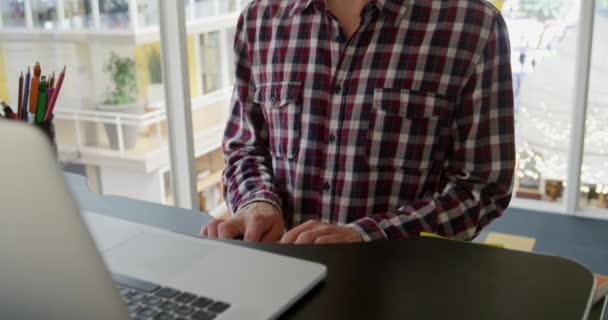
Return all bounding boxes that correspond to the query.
[36,77,48,124]
[22,67,31,122]
[45,65,65,120]
[18,71,24,120]
[49,71,56,88]
[45,87,55,118]
[29,61,41,116]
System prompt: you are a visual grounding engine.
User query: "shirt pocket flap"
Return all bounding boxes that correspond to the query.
[254,82,302,108]
[373,89,449,118]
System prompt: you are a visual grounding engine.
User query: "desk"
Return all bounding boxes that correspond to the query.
[66,173,597,320]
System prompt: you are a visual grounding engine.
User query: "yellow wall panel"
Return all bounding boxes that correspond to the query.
[134,41,162,101]
[134,35,199,102]
[187,35,200,98]
[0,46,9,103]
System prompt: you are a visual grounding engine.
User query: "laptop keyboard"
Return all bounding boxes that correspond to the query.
[112,273,231,320]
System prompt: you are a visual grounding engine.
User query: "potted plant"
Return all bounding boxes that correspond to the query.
[97,52,144,150]
[146,48,165,109]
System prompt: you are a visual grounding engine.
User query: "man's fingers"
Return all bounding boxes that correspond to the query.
[314,234,344,244]
[294,226,333,244]
[280,220,321,244]
[261,221,285,243]
[203,219,222,238]
[218,218,246,239]
[243,215,266,242]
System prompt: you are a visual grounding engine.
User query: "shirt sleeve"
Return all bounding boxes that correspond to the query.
[222,8,282,215]
[350,12,515,241]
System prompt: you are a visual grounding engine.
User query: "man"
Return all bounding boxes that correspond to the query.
[202,0,515,244]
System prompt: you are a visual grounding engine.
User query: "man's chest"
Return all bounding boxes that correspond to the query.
[246,12,481,173]
[248,12,479,106]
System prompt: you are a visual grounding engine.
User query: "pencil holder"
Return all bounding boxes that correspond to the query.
[34,116,56,148]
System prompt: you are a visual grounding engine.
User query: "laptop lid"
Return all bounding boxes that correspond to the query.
[0,122,129,320]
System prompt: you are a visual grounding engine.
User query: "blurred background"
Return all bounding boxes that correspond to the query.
[0,0,607,220]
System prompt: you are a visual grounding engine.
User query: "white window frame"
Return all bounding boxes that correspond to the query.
[158,0,198,209]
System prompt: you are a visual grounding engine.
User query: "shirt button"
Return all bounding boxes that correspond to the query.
[328,133,336,143]
[334,85,342,95]
[323,182,331,192]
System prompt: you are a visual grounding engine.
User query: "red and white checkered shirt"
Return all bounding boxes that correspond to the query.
[222,0,515,241]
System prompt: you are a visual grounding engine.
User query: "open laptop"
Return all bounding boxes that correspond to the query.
[0,122,326,320]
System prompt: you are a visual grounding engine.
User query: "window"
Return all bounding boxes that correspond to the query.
[137,0,158,28]
[63,0,93,29]
[99,0,129,29]
[191,0,215,19]
[0,1,239,212]
[225,27,236,85]
[0,0,173,205]
[32,0,58,29]
[199,31,221,94]
[494,0,581,204]
[580,2,608,209]
[1,0,27,28]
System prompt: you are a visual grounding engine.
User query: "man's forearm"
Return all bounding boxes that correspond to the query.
[349,177,513,241]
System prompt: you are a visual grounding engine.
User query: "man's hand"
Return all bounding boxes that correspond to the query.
[280,220,363,244]
[200,202,284,243]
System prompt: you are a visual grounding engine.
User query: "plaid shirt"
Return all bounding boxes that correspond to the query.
[222,0,515,241]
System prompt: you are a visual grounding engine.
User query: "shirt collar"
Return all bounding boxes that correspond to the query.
[289,0,408,22]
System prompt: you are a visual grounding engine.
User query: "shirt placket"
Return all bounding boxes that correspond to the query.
[321,10,375,224]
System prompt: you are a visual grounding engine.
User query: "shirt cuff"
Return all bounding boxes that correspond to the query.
[348,217,388,242]
[233,191,282,216]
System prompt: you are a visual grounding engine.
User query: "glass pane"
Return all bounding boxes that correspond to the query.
[580,3,608,209]
[1,0,27,28]
[32,0,58,29]
[63,0,93,29]
[218,0,238,15]
[192,0,215,19]
[225,27,236,85]
[0,2,176,206]
[199,31,221,93]
[137,0,158,28]
[99,0,130,29]
[492,0,580,203]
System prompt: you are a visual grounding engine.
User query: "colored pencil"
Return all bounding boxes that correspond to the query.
[49,71,56,88]
[36,77,48,123]
[29,61,42,114]
[45,65,65,120]
[18,71,24,120]
[22,67,31,122]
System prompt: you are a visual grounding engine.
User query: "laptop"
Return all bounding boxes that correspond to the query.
[0,122,326,320]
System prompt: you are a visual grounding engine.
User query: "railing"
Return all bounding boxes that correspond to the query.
[54,88,231,158]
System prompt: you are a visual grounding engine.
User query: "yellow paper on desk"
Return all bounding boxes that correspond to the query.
[419,232,504,248]
[484,232,536,252]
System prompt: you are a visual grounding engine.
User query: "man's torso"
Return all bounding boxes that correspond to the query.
[243,0,500,227]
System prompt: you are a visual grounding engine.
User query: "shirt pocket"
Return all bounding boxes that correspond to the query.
[366,89,449,171]
[254,81,302,159]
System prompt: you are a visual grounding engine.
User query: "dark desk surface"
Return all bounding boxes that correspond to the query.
[243,238,594,320]
[65,173,596,320]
